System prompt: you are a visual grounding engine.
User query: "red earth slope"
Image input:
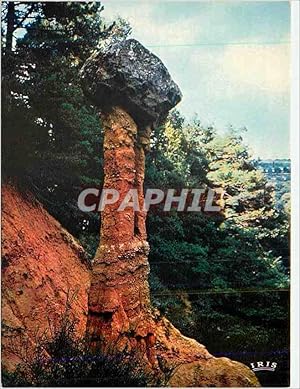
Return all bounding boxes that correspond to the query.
[1,184,91,371]
[1,184,259,386]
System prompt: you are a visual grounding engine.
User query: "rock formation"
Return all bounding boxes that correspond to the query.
[1,184,90,372]
[81,38,182,128]
[81,38,260,386]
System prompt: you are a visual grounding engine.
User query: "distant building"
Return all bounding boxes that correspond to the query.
[252,159,290,209]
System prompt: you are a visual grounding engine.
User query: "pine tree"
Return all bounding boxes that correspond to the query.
[2,2,128,240]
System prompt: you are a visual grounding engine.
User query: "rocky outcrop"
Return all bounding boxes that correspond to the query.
[81,39,260,387]
[1,38,259,387]
[81,38,182,128]
[81,107,259,387]
[86,107,154,354]
[1,181,259,386]
[1,184,91,371]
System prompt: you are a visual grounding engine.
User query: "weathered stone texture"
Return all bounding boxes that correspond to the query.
[86,107,154,356]
[82,39,259,386]
[80,39,182,127]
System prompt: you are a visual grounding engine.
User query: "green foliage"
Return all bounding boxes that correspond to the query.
[2,2,129,238]
[2,2,108,237]
[146,112,289,386]
[2,4,290,386]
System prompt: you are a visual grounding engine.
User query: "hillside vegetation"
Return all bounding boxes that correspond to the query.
[2,2,290,386]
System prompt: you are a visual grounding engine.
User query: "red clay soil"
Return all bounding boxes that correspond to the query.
[1,184,91,371]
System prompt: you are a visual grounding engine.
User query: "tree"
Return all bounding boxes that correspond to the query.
[2,2,42,54]
[146,114,289,386]
[2,2,129,242]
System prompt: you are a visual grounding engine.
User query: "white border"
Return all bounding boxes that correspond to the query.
[290,1,300,388]
[1,2,299,389]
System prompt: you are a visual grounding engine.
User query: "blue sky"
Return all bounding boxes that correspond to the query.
[102,1,290,159]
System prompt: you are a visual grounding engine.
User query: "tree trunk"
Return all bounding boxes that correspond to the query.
[6,1,15,53]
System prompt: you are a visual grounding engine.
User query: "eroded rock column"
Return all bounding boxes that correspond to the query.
[86,107,155,361]
[81,38,260,387]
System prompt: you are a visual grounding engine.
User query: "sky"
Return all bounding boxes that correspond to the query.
[101,1,290,159]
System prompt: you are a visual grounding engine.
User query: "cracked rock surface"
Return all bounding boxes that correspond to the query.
[80,38,182,127]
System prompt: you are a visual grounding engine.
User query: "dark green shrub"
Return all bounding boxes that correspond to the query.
[2,317,155,387]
